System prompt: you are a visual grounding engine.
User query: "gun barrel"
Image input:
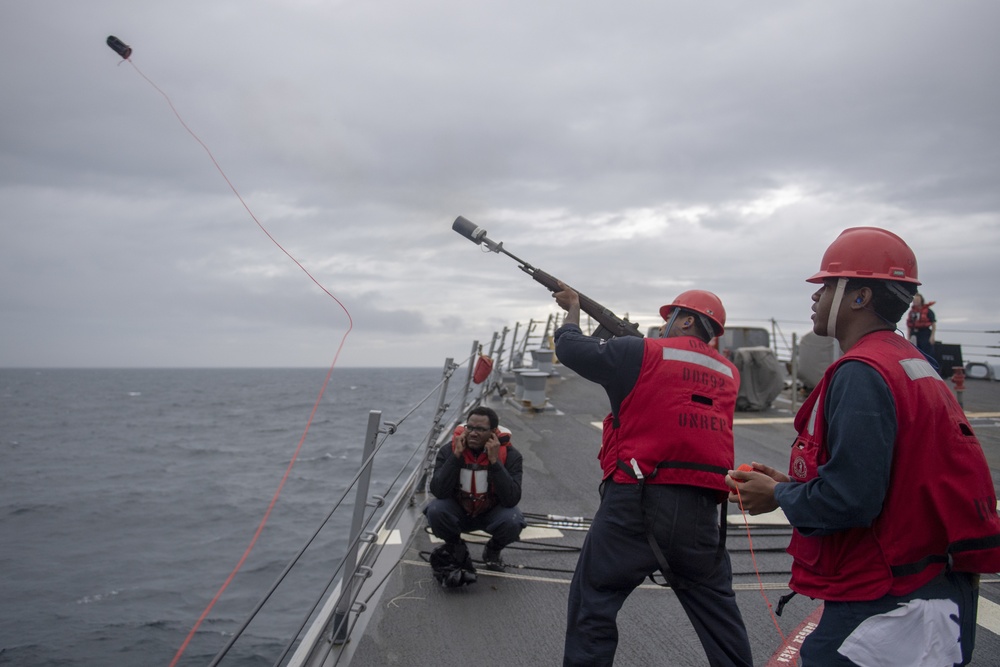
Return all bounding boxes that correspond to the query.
[453,215,642,339]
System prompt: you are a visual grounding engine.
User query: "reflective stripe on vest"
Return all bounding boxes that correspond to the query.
[662,347,735,377]
[900,357,938,381]
[460,468,488,495]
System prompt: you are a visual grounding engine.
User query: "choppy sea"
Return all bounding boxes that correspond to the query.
[1,367,455,666]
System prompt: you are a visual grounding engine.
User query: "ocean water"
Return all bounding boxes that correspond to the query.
[1,367,456,666]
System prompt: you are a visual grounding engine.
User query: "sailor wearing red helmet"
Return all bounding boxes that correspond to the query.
[727,227,1000,666]
[552,282,752,667]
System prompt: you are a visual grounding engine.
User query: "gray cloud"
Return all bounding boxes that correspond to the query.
[2,0,998,367]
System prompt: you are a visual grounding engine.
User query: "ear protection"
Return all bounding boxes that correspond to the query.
[855,297,863,304]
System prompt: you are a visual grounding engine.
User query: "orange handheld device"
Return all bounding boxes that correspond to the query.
[734,463,754,481]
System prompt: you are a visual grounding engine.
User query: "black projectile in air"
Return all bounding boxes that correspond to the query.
[106,35,132,60]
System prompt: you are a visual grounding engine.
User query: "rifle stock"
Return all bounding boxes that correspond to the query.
[519,266,643,340]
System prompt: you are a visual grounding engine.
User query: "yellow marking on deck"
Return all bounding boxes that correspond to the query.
[978,597,1000,637]
[604,417,798,427]
[594,415,999,430]
[378,529,402,545]
[730,412,999,425]
[976,594,1000,635]
[514,526,564,540]
[401,559,798,590]
[728,508,790,526]
[402,559,573,584]
[428,526,564,544]
[734,416,795,424]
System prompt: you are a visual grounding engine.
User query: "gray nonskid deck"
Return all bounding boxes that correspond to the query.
[346,369,1000,666]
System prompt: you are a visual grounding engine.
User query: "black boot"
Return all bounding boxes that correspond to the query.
[431,541,477,587]
[482,540,505,572]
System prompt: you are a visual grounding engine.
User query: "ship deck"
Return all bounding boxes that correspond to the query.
[338,367,1000,666]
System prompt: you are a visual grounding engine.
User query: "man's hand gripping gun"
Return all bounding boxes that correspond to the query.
[452,216,643,341]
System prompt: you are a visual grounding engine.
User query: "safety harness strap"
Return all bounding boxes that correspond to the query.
[890,533,1000,577]
[616,458,729,590]
[652,459,731,477]
[615,458,730,479]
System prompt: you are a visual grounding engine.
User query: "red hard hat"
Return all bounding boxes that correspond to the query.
[659,290,726,337]
[807,227,920,285]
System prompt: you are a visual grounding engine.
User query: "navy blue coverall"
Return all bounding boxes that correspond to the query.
[555,323,753,667]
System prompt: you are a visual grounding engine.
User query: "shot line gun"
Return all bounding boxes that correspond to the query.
[452,216,643,340]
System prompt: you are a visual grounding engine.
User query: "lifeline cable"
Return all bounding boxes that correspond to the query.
[271,365,479,666]
[239,337,475,664]
[105,39,354,667]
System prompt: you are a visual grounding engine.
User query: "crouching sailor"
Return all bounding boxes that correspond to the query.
[425,406,526,583]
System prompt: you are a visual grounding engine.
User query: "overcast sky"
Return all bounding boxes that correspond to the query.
[2,1,998,368]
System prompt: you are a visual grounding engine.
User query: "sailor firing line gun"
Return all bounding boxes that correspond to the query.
[451,216,643,341]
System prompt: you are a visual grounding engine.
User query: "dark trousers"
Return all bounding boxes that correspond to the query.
[912,328,934,356]
[801,571,978,666]
[563,481,753,667]
[423,498,525,549]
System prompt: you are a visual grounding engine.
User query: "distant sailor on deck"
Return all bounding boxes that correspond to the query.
[727,227,1000,666]
[553,284,753,667]
[425,406,526,576]
[906,292,937,356]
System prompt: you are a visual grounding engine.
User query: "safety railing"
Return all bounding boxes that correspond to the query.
[205,332,508,667]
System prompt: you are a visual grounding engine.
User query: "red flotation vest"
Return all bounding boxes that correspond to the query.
[786,331,1000,601]
[908,302,935,330]
[604,336,739,495]
[451,425,510,517]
